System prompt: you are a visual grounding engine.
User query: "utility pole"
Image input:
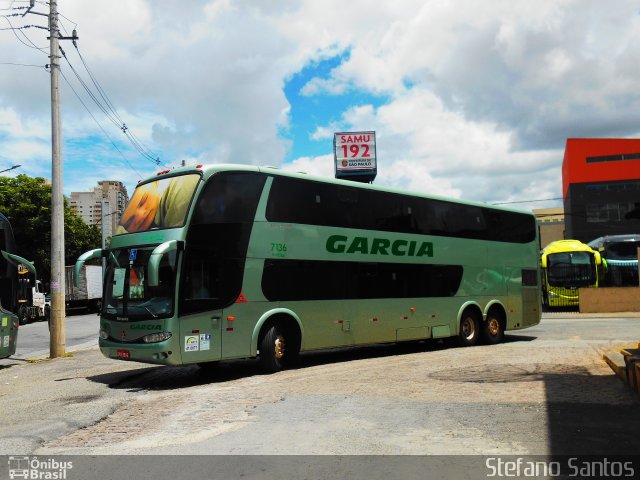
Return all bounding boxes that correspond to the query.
[49,0,65,358]
[101,200,107,275]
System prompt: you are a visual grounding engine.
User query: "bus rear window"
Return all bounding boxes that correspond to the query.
[116,174,200,235]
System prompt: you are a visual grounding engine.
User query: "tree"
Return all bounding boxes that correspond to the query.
[0,174,101,283]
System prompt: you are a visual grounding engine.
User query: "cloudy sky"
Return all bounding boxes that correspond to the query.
[1,0,639,211]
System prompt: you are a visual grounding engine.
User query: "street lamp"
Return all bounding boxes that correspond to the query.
[0,165,21,174]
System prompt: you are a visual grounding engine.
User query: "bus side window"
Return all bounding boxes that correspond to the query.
[185,262,216,300]
[182,171,267,314]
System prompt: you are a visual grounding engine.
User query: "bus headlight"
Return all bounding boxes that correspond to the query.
[142,332,172,343]
[99,330,109,340]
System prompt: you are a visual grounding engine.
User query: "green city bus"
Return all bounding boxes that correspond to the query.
[76,164,541,372]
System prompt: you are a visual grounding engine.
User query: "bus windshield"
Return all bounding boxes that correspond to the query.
[546,251,596,287]
[605,241,640,260]
[116,174,200,235]
[103,246,178,321]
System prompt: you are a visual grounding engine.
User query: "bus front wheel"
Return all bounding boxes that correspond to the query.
[457,310,480,347]
[259,324,296,373]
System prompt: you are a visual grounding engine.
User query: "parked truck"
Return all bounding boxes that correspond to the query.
[16,265,49,324]
[65,264,102,312]
[0,251,49,324]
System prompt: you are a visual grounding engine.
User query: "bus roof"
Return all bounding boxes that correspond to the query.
[542,239,597,256]
[144,163,535,218]
[588,234,640,248]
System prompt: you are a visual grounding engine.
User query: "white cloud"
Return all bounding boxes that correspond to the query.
[0,0,638,209]
[293,88,562,205]
[281,154,334,178]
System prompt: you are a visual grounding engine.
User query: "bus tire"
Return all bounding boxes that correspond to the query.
[482,311,505,345]
[259,323,295,373]
[457,310,480,347]
[197,361,219,374]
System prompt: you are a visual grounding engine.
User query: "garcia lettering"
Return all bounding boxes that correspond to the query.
[326,235,433,257]
[130,324,162,331]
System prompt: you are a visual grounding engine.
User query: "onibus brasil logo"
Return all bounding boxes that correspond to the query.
[8,456,73,479]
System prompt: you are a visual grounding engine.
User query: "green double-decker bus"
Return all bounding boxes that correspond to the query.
[77,164,541,372]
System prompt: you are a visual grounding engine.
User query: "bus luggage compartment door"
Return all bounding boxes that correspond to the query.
[179,310,222,364]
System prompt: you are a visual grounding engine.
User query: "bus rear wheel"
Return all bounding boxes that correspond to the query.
[482,312,504,345]
[259,324,297,373]
[457,310,480,347]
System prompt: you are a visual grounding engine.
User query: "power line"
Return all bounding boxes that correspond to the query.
[74,46,124,126]
[56,11,76,34]
[69,43,165,167]
[57,44,165,168]
[0,61,45,68]
[0,14,47,52]
[59,67,144,179]
[60,47,122,129]
[3,2,166,171]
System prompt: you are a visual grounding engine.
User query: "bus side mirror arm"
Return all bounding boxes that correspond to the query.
[1,250,37,277]
[148,240,183,287]
[75,249,103,288]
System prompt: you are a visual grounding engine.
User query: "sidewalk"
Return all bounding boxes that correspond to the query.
[0,345,161,454]
[1,314,640,456]
[543,310,640,319]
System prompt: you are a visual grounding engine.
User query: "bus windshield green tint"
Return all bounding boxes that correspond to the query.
[103,247,178,320]
[116,174,200,234]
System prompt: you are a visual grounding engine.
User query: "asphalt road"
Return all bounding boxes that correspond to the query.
[1,313,640,463]
[0,311,99,362]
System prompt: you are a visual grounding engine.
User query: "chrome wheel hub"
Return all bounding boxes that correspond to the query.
[274,335,285,359]
[488,318,500,336]
[462,317,475,339]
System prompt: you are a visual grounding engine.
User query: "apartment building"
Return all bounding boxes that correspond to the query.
[70,181,129,240]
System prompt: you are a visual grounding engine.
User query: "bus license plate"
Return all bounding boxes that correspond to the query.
[116,349,130,359]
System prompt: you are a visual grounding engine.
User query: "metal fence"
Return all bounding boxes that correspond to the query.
[541,262,639,310]
[601,260,639,287]
[541,265,597,310]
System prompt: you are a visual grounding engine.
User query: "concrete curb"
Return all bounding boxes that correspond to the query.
[602,342,640,396]
[9,340,98,362]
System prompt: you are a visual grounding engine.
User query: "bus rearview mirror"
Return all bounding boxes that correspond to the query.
[148,240,182,287]
[75,249,102,288]
[1,250,37,277]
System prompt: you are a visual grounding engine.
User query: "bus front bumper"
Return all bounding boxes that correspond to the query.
[547,291,579,307]
[99,337,182,366]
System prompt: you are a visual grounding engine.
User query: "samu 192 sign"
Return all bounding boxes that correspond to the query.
[333,131,377,182]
